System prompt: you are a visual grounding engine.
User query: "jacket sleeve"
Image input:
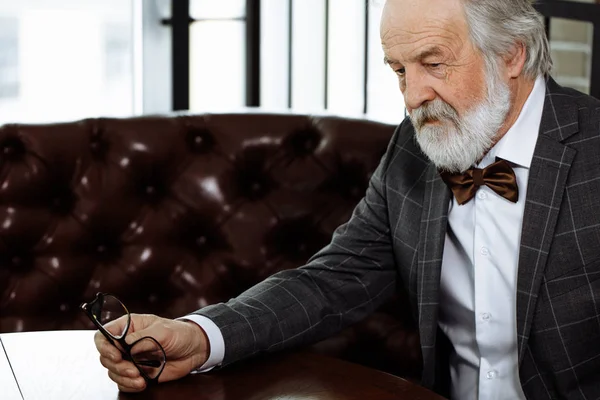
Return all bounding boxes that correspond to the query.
[194,121,406,367]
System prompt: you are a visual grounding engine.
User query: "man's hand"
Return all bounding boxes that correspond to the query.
[94,313,210,392]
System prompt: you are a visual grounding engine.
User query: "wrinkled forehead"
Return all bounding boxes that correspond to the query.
[380,0,471,51]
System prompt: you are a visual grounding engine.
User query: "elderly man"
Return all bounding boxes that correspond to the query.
[94,0,600,398]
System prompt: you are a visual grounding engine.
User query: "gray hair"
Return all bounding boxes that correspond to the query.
[462,0,552,80]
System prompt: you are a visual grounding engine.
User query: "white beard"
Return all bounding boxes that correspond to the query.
[409,70,511,173]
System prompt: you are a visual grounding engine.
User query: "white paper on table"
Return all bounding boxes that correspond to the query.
[0,336,24,400]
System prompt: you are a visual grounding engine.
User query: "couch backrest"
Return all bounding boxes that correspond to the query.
[0,112,397,333]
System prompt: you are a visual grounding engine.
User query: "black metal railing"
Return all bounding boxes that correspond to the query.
[165,0,190,111]
[161,0,260,111]
[363,1,370,114]
[246,0,261,107]
[287,0,292,109]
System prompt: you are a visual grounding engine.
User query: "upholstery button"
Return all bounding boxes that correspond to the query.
[304,139,316,151]
[232,147,276,200]
[50,189,76,215]
[93,240,121,262]
[1,137,25,160]
[60,304,69,312]
[140,181,166,203]
[196,236,207,246]
[7,254,33,272]
[90,127,108,158]
[186,128,215,153]
[90,139,108,159]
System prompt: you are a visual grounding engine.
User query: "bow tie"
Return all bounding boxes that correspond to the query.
[440,159,519,205]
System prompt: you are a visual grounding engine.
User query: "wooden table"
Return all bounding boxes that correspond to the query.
[0,330,445,400]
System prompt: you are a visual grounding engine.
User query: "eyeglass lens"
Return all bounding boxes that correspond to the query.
[130,337,166,380]
[95,294,129,339]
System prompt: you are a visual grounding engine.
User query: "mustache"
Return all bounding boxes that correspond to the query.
[410,99,460,130]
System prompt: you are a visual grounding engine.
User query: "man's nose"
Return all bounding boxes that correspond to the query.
[402,71,436,112]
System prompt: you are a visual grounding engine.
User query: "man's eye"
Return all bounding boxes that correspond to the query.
[428,63,441,69]
[395,67,405,75]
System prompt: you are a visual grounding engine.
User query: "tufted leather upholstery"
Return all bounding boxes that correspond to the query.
[0,112,421,379]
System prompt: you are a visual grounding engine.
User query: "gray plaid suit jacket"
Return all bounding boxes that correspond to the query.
[196,77,600,399]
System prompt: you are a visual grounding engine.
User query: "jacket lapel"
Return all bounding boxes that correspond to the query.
[516,77,578,364]
[417,163,451,386]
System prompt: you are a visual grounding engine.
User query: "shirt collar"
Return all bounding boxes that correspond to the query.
[478,75,546,169]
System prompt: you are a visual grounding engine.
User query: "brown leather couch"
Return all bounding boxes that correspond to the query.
[0,112,421,380]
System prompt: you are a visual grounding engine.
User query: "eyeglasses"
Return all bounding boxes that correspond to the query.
[80,292,166,385]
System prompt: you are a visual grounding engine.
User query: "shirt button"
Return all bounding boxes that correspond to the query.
[486,370,498,379]
[480,247,489,256]
[477,191,487,200]
[481,312,491,321]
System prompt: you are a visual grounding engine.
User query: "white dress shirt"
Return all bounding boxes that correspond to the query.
[178,314,224,372]
[438,75,545,400]
[183,76,547,394]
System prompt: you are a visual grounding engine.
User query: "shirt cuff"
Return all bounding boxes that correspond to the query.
[176,314,225,373]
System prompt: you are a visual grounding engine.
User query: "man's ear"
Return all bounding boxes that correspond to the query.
[504,42,527,79]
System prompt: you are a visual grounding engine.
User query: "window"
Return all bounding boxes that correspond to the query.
[189,0,247,112]
[0,0,135,125]
[259,0,405,124]
[534,0,600,98]
[549,18,593,95]
[0,18,19,100]
[104,22,132,81]
[181,0,406,124]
